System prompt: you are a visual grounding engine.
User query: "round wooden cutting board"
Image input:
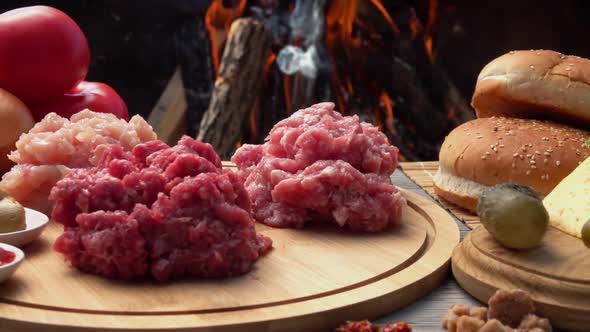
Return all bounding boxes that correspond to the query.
[0,189,459,332]
[453,225,590,331]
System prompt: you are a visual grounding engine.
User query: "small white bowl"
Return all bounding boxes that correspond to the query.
[0,208,49,247]
[0,243,24,283]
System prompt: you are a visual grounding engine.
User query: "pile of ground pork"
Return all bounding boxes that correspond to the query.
[232,102,405,232]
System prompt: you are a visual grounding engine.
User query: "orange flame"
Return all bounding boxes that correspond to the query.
[205,0,247,74]
[424,0,438,62]
[369,0,400,34]
[325,0,359,44]
[325,0,401,117]
[323,0,357,115]
[345,77,354,96]
[408,13,421,40]
[380,92,395,134]
[326,0,399,48]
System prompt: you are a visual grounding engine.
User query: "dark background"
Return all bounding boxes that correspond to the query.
[1,0,590,119]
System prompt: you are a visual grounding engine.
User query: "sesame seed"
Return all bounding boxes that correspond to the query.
[481,156,487,160]
[499,144,504,148]
[513,153,519,158]
[535,151,541,155]
[531,165,537,169]
[556,160,561,166]
[530,160,536,165]
[485,151,491,155]
[544,151,551,156]
[526,170,531,175]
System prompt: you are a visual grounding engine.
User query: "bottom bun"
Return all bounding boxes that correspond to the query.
[433,167,490,212]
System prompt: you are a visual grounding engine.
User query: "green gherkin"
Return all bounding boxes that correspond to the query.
[582,220,590,249]
[477,183,548,250]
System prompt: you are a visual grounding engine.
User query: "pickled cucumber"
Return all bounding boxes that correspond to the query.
[477,183,548,250]
[582,220,590,249]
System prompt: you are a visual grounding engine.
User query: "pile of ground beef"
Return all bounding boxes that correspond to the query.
[231,102,404,232]
[51,136,272,282]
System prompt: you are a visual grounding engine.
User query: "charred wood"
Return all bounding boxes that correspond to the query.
[197,18,273,158]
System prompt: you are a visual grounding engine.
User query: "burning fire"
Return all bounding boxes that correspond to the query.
[204,0,444,160]
[205,0,247,74]
[324,0,400,129]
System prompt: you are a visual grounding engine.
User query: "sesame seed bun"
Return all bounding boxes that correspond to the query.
[472,50,590,129]
[433,117,590,212]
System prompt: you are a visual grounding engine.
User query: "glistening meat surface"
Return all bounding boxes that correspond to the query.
[0,110,157,214]
[51,136,272,282]
[232,102,405,232]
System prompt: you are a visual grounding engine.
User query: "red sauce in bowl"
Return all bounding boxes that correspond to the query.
[0,247,15,266]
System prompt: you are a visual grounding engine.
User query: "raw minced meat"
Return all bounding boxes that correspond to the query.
[9,110,156,166]
[0,110,157,214]
[0,164,70,214]
[51,136,272,281]
[271,160,404,232]
[232,102,404,232]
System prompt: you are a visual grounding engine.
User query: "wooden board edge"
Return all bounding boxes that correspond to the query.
[452,230,590,332]
[0,190,460,332]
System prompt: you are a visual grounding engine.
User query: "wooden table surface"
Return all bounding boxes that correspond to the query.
[375,167,480,330]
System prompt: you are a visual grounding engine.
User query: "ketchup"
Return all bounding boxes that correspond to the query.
[0,247,15,266]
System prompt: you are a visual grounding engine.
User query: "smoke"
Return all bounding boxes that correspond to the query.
[276,45,319,79]
[275,0,327,79]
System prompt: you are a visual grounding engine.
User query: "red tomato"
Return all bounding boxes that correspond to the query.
[0,6,90,104]
[31,81,129,121]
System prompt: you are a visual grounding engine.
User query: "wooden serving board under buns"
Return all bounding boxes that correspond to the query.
[0,188,459,332]
[403,161,590,331]
[453,226,590,331]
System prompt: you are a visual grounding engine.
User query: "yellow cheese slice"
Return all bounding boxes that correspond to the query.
[543,156,590,238]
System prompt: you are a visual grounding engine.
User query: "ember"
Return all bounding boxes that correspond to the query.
[195,0,474,160]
